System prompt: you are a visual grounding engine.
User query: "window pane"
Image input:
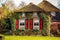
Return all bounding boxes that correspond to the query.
[20,23,25,26]
[34,23,39,26]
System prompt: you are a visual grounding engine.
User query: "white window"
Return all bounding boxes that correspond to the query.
[33,12,38,17]
[33,19,39,30]
[19,19,25,30]
[51,12,56,16]
[22,12,25,17]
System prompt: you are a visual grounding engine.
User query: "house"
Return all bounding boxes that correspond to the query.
[14,3,50,31]
[13,2,52,36]
[38,0,60,31]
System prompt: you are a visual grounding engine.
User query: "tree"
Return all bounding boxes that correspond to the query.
[4,0,15,10]
[0,2,13,33]
[0,19,4,33]
[18,1,26,8]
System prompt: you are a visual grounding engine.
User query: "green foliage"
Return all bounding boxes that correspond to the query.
[26,13,33,19]
[38,13,50,36]
[13,13,22,19]
[4,18,11,29]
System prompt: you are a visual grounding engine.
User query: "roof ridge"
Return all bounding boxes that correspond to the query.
[43,0,47,1]
[38,0,60,12]
[15,3,44,12]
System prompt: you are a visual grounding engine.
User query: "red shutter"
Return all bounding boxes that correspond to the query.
[40,18,43,29]
[58,24,60,29]
[16,20,19,29]
[30,19,33,29]
[25,19,28,29]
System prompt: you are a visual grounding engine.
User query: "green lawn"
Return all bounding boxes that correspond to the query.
[3,36,60,40]
[0,34,60,40]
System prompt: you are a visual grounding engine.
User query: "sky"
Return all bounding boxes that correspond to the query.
[13,0,58,7]
[0,0,59,7]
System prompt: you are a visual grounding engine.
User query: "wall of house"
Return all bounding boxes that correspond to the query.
[50,22,60,31]
[12,12,51,36]
[15,12,43,30]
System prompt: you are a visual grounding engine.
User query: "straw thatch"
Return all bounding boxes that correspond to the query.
[38,0,60,12]
[15,3,44,12]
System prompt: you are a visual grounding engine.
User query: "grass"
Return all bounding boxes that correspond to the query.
[0,34,60,40]
[3,36,60,40]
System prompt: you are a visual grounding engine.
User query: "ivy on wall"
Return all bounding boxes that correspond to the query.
[13,12,22,19]
[38,13,51,36]
[26,13,33,19]
[11,12,22,32]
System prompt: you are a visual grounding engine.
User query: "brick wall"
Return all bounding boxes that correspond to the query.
[50,22,60,31]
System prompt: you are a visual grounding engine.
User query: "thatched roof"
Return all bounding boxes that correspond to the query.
[38,0,60,12]
[15,3,44,12]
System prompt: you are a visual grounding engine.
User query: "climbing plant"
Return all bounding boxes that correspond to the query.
[38,12,51,36]
[26,12,33,19]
